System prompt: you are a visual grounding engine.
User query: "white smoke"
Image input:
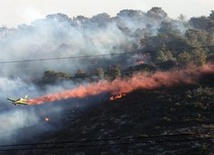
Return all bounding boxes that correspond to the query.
[0,9,189,80]
[0,13,130,79]
[0,109,39,142]
[0,77,64,144]
[0,9,190,144]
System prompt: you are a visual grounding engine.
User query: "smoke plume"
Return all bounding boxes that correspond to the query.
[0,8,209,144]
[0,9,188,80]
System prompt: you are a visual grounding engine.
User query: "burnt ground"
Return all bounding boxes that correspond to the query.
[3,73,214,155]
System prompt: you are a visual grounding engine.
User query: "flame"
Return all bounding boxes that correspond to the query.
[28,63,214,105]
[44,117,49,122]
[135,59,144,65]
[109,92,126,101]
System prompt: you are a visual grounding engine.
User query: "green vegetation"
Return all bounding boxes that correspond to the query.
[95,68,104,79]
[74,69,87,78]
[106,64,121,80]
[42,70,71,83]
[41,64,123,84]
[35,8,214,85]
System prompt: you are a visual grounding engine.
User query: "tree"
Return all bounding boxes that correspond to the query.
[107,64,121,79]
[158,21,181,35]
[209,11,214,20]
[178,14,186,22]
[178,51,192,66]
[192,48,207,66]
[91,13,111,27]
[155,51,168,63]
[75,69,87,78]
[155,46,175,63]
[46,13,71,22]
[57,72,71,79]
[189,16,209,30]
[177,48,207,66]
[42,70,71,83]
[147,7,168,19]
[185,29,208,46]
[95,68,104,78]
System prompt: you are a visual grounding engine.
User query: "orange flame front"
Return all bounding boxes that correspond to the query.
[28,64,214,105]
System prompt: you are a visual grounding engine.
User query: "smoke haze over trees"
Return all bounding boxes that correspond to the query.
[0,7,214,147]
[0,7,214,80]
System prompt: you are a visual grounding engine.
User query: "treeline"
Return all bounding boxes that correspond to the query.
[138,8,214,67]
[42,64,123,84]
[41,49,213,84]
[35,7,214,84]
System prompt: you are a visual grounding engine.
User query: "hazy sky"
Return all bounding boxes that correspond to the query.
[0,0,214,27]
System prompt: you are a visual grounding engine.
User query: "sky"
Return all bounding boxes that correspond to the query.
[0,0,214,27]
